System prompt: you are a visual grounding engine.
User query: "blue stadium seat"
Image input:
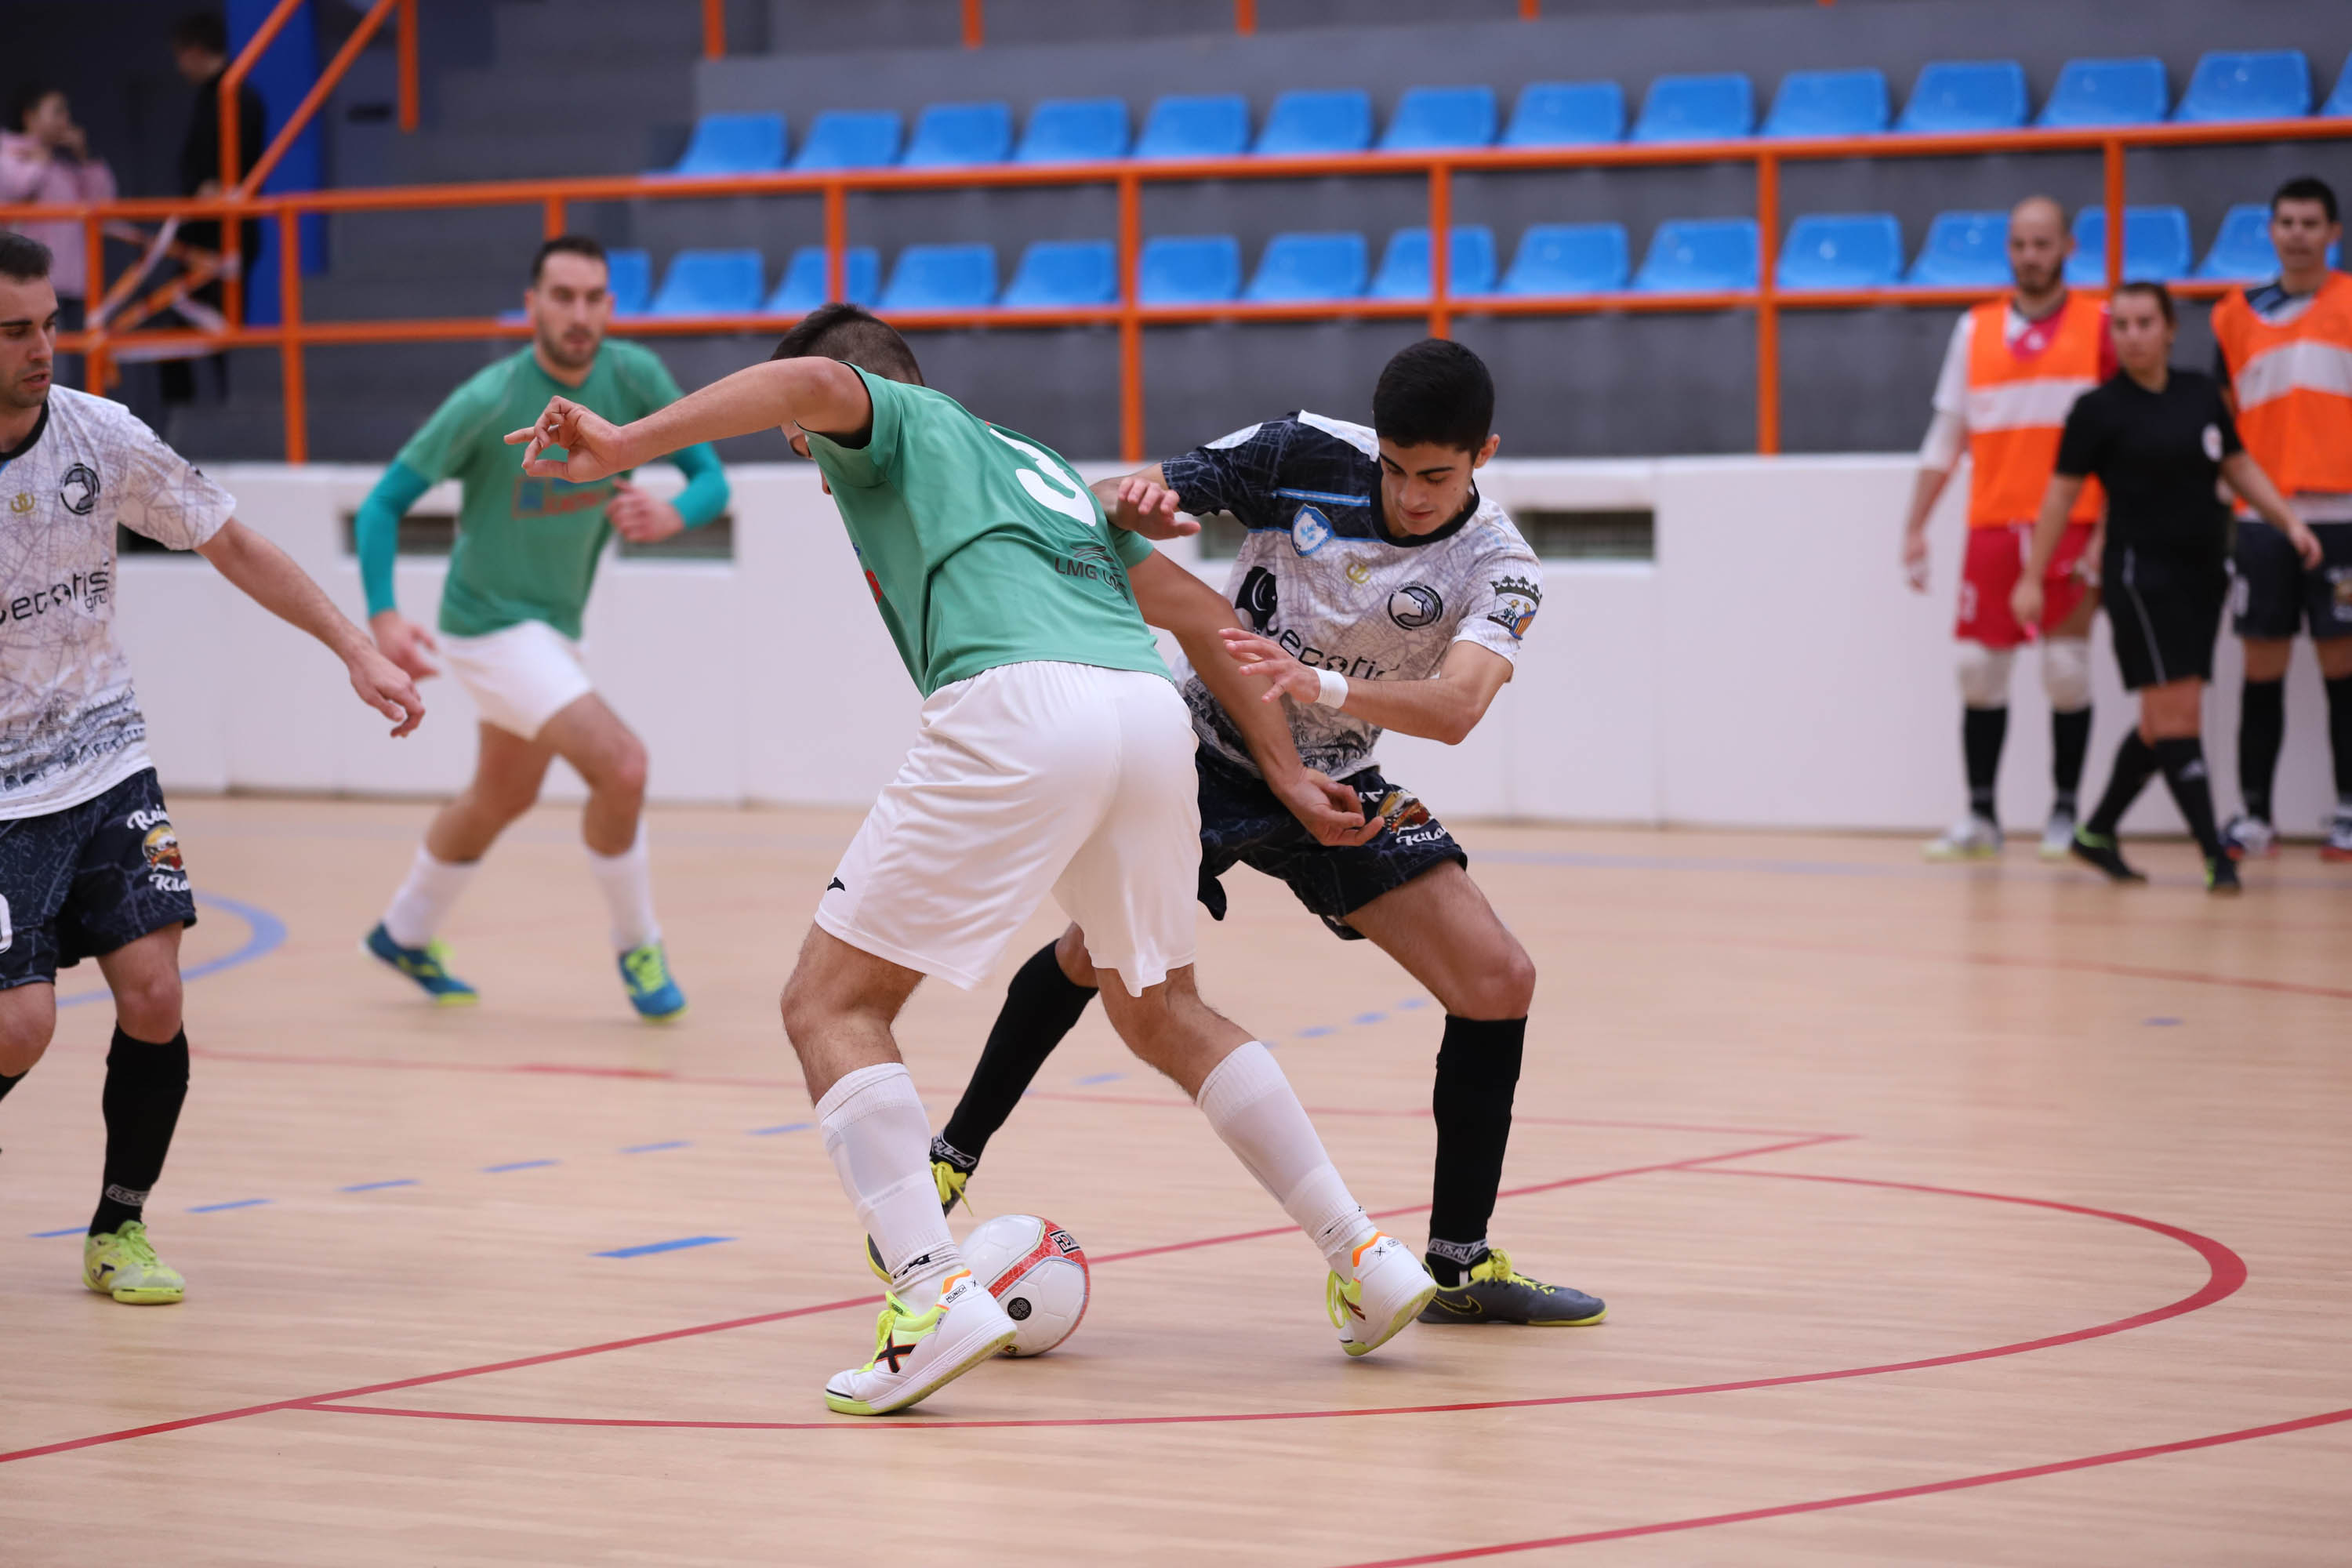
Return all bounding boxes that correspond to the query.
[791,110,902,170]
[1136,95,1250,160]
[1016,98,1130,164]
[1379,86,1497,151]
[903,103,1013,168]
[1632,74,1755,143]
[765,245,881,314]
[1497,223,1630,294]
[1501,82,1626,146]
[1905,211,2009,286]
[660,113,786,176]
[1368,227,1498,299]
[1245,232,1369,301]
[648,249,764,316]
[1254,89,1374,156]
[1632,219,1759,292]
[607,249,652,316]
[1897,61,2028,132]
[2065,206,2193,285]
[879,243,998,310]
[2329,53,2352,117]
[1000,239,1118,307]
[1777,212,1904,289]
[2193,204,2340,280]
[1138,235,1243,303]
[2175,52,2312,123]
[1762,70,1889,138]
[2037,58,2169,128]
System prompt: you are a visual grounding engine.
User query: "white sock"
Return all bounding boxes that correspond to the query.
[1193,1041,1370,1272]
[586,832,660,953]
[817,1062,961,1304]
[382,846,477,949]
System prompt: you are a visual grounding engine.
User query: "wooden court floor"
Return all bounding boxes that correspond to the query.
[2,797,2349,1565]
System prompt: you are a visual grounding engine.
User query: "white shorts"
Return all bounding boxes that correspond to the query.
[438,620,595,740]
[817,660,1200,996]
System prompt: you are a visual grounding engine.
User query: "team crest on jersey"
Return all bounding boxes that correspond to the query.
[1388,584,1443,630]
[1237,566,1278,631]
[1486,575,1541,641]
[59,463,100,516]
[8,492,31,514]
[1290,505,1333,556]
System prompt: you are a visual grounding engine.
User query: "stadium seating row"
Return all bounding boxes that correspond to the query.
[583,203,2315,318]
[660,51,2352,174]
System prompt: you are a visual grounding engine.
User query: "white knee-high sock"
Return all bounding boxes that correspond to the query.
[1194,1040,1371,1272]
[383,846,478,949]
[586,832,660,952]
[817,1062,961,1302]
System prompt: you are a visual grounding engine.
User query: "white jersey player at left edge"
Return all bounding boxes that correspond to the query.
[0,233,423,1309]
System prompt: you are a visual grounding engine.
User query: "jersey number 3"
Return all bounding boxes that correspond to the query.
[990,429,1098,528]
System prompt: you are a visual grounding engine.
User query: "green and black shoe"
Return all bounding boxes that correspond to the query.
[2068,827,2147,884]
[2205,854,2242,895]
[1418,1247,1606,1327]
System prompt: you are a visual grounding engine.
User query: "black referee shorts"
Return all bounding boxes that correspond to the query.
[2107,546,2228,691]
[2232,518,2352,641]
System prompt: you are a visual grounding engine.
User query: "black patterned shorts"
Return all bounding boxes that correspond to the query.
[0,768,197,989]
[1194,749,1466,942]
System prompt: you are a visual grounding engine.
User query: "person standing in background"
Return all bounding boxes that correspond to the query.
[165,11,263,412]
[0,83,115,381]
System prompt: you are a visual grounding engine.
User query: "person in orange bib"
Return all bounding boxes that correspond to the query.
[2211,176,2352,862]
[1902,196,2114,860]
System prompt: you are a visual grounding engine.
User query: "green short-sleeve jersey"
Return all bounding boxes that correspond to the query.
[395,341,691,639]
[804,368,1165,695]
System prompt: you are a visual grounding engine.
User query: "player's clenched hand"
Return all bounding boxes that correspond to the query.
[608,479,686,544]
[1102,476,1198,540]
[369,608,441,681]
[506,397,627,483]
[1221,628,1323,706]
[2286,519,2325,570]
[2009,578,2045,633]
[1271,768,1384,848]
[1900,528,1931,593]
[347,644,426,739]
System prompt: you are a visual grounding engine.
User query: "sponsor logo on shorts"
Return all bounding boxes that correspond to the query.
[131,808,190,892]
[59,463,100,516]
[1486,575,1541,641]
[1290,505,1333,556]
[826,877,847,894]
[1388,584,1443,630]
[0,892,11,953]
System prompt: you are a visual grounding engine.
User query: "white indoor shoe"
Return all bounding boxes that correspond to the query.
[824,1269,1017,1416]
[1924,815,2003,861]
[2038,808,2078,861]
[1327,1232,1438,1358]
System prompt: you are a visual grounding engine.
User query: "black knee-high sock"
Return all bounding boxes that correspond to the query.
[2051,708,2092,811]
[1427,1015,1526,1284]
[89,1026,190,1236]
[2327,673,2352,811]
[1963,707,2009,820]
[2154,737,2223,861]
[2087,731,2160,837]
[2239,677,2285,824]
[937,942,1097,1170]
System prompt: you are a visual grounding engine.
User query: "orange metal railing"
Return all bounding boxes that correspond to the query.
[11,114,2351,465]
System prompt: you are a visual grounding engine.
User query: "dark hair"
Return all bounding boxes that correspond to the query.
[1371,338,1494,452]
[529,234,605,285]
[8,82,62,133]
[2112,278,2176,326]
[0,232,53,284]
[172,13,227,55]
[770,301,924,386]
[2272,176,2339,224]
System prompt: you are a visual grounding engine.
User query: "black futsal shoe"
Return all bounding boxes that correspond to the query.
[2068,828,2147,884]
[2205,855,2243,895]
[1417,1247,1607,1326]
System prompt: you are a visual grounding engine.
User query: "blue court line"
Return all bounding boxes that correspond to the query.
[341,1178,418,1192]
[622,1140,690,1153]
[187,1198,268,1214]
[2145,1017,2185,1026]
[58,891,288,1008]
[31,1225,85,1238]
[749,1123,811,1135]
[1296,1025,1335,1038]
[1352,1011,1388,1025]
[1074,1072,1125,1085]
[595,1235,731,1259]
[482,1159,558,1173]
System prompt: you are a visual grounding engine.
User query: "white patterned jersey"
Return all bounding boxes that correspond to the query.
[0,388,233,818]
[1159,411,1541,779]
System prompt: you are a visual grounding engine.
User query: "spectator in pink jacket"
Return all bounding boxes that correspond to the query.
[2,84,118,332]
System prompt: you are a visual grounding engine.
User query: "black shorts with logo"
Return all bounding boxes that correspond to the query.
[1193,747,1466,942]
[2108,545,2228,691]
[2232,517,2352,641]
[0,768,196,989]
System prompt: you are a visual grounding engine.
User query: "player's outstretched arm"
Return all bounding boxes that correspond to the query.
[1090,466,1200,541]
[353,461,441,681]
[1223,630,1511,749]
[195,520,426,738]
[507,359,870,482]
[2220,452,2325,568]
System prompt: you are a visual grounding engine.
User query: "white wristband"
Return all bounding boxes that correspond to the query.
[1314,669,1349,709]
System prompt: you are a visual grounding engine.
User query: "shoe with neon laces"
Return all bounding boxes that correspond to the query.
[2205,854,2242,895]
[363,922,477,1005]
[83,1221,184,1305]
[823,1269,1017,1416]
[618,940,686,1022]
[1924,815,2002,861]
[1418,1246,1606,1326]
[928,1138,975,1213]
[2220,814,2278,862]
[2067,827,2146,884]
[1327,1232,1437,1358]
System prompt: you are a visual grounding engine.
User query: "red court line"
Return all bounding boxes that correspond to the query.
[1326,1405,2352,1566]
[0,1134,1808,1466]
[293,1156,2241,1436]
[1024,1091,1844,1142]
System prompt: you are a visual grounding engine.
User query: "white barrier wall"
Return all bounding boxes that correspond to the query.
[117,458,2339,835]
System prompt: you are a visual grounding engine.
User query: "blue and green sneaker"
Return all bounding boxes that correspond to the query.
[619,940,686,1022]
[364,922,478,1005]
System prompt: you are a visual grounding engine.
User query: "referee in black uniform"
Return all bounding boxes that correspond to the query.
[2013,281,2321,891]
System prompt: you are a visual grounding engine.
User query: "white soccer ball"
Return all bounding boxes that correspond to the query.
[961,1212,1089,1357]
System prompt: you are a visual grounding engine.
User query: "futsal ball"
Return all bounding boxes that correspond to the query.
[960,1213,1089,1357]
